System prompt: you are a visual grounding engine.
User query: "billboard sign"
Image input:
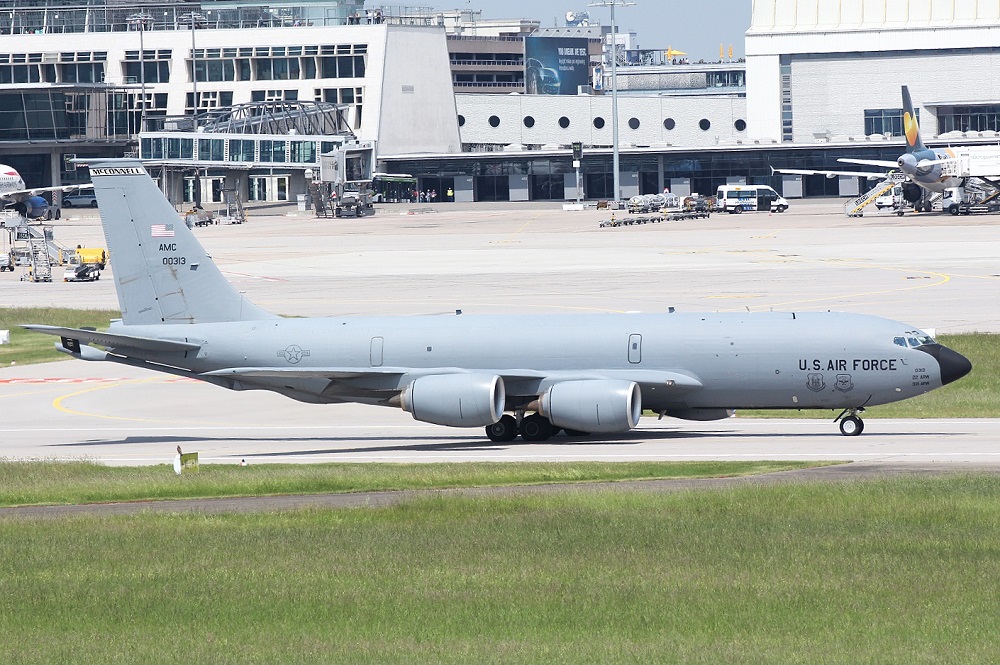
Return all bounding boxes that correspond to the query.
[524,37,590,95]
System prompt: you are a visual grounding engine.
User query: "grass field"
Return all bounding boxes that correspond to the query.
[0,460,825,508]
[0,307,119,366]
[2,475,999,663]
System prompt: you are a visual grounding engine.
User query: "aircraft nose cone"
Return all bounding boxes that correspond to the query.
[917,344,973,385]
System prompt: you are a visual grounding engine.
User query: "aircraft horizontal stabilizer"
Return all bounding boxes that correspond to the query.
[20,325,202,353]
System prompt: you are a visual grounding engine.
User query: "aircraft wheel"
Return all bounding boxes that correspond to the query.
[839,415,864,437]
[485,415,518,442]
[520,414,555,441]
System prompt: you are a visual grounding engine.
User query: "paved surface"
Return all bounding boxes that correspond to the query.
[4,199,1000,330]
[2,199,998,471]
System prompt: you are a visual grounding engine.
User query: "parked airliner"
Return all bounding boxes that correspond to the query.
[1,163,92,220]
[777,86,1000,211]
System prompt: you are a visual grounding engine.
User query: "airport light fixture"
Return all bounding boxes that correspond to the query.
[126,14,153,133]
[588,0,635,203]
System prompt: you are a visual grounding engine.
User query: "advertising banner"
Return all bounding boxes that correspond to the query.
[524,37,590,95]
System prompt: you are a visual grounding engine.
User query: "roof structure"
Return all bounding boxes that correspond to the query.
[749,0,1000,33]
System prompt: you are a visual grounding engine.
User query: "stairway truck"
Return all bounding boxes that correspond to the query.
[716,185,788,214]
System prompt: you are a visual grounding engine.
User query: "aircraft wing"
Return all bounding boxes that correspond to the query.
[21,325,202,353]
[837,158,901,169]
[773,167,888,179]
[202,366,703,393]
[1,183,93,204]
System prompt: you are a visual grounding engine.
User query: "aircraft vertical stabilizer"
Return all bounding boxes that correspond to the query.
[89,160,275,325]
[901,85,927,154]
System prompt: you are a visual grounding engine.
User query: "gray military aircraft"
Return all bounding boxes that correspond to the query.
[24,160,971,439]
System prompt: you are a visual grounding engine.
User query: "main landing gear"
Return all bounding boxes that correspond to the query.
[835,408,865,436]
[485,413,586,442]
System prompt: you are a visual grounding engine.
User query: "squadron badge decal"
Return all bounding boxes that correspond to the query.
[806,373,826,392]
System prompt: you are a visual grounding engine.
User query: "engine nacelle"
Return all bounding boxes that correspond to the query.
[400,373,505,427]
[14,196,49,220]
[902,182,923,204]
[539,380,641,433]
[664,408,735,421]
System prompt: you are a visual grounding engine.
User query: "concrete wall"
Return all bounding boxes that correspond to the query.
[455,94,749,148]
[375,26,462,156]
[746,0,1000,142]
[789,53,1000,141]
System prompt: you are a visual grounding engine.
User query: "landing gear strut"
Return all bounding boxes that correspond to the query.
[835,408,865,436]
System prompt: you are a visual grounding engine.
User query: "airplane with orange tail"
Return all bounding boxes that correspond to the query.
[776,86,1000,212]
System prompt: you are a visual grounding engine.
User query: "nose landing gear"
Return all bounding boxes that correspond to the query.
[835,408,866,436]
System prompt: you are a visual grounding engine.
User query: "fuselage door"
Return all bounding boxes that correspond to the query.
[628,334,642,364]
[370,336,384,367]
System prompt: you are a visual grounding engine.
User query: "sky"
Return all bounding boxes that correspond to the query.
[438,1,753,62]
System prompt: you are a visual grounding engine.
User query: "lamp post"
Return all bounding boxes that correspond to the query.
[127,14,152,133]
[588,0,634,203]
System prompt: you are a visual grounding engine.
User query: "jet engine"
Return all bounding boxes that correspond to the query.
[400,373,505,427]
[13,196,49,220]
[902,182,923,204]
[539,380,641,433]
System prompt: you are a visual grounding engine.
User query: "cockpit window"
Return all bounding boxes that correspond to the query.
[900,331,935,347]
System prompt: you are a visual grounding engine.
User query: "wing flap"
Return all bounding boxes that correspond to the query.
[21,325,201,353]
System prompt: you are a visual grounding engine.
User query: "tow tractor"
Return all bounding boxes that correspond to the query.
[63,257,101,282]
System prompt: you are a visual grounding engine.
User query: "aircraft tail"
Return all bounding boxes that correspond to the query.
[89,160,276,325]
[901,85,927,154]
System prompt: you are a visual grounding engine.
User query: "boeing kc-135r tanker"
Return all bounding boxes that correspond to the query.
[24,161,971,439]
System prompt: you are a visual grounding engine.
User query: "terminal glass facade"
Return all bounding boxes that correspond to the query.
[0,0,366,34]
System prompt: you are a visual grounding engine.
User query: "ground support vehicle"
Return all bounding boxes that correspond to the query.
[941,184,1000,216]
[184,207,216,228]
[63,261,100,282]
[716,185,788,214]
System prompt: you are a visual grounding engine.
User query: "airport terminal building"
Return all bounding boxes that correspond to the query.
[2,0,1000,203]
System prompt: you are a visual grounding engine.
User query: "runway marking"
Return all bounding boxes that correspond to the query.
[0,377,130,384]
[51,378,173,423]
[221,270,286,282]
[735,265,951,312]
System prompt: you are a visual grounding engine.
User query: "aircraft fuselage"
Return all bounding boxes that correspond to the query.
[113,311,961,413]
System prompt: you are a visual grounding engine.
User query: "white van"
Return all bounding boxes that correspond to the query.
[716,185,789,214]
